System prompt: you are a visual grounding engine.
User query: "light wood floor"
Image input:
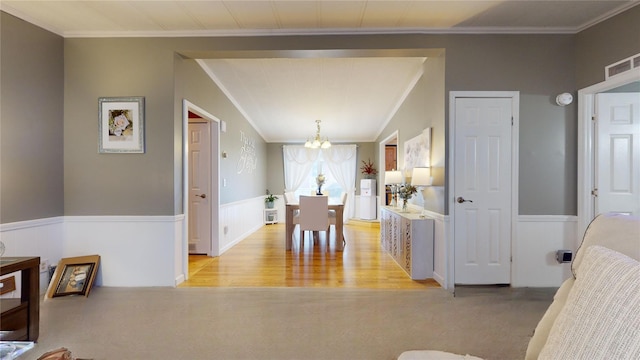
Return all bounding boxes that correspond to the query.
[179,221,439,289]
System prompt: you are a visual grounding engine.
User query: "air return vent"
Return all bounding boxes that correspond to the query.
[605,53,640,79]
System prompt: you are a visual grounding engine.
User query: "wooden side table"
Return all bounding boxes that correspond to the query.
[0,257,40,341]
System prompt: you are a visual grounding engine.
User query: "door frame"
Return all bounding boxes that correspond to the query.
[182,99,221,279]
[577,68,640,243]
[448,91,520,290]
[379,130,399,215]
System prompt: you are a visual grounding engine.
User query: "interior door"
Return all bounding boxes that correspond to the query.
[454,97,512,285]
[188,122,212,255]
[595,93,640,216]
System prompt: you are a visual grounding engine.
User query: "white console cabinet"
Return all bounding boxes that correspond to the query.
[380,206,434,280]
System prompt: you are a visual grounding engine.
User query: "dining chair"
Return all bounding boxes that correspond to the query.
[329,192,348,246]
[298,195,329,247]
[284,191,300,228]
[329,192,347,218]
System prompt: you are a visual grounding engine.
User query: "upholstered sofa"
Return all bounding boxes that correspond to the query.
[399,213,640,360]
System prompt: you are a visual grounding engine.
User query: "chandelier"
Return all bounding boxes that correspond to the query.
[304,119,331,149]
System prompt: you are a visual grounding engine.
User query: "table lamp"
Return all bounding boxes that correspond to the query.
[385,170,403,207]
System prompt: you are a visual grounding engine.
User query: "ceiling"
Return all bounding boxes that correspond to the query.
[3,1,638,143]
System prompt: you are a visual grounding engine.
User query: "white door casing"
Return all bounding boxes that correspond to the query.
[451,93,517,285]
[577,69,640,242]
[595,93,640,216]
[188,122,212,255]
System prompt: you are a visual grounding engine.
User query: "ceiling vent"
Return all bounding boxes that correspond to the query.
[605,53,640,79]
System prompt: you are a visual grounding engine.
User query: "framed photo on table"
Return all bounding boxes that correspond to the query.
[46,255,100,299]
[98,96,145,153]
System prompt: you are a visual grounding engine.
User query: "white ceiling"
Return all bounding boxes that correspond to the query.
[3,1,638,143]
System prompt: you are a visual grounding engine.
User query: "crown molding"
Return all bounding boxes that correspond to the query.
[3,1,638,39]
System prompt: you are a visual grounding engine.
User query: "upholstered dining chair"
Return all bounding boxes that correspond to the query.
[329,192,348,246]
[284,191,300,228]
[298,195,329,247]
[329,192,347,224]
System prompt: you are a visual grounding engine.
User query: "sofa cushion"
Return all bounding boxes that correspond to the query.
[538,246,640,360]
[524,277,574,360]
[572,213,640,277]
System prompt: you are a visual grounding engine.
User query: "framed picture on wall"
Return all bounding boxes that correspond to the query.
[98,96,145,153]
[46,255,100,299]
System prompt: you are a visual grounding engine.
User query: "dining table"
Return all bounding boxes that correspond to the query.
[285,202,345,251]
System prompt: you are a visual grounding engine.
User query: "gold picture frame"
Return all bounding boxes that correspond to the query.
[46,255,100,299]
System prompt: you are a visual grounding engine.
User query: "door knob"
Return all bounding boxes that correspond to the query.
[456,196,473,203]
[195,194,206,199]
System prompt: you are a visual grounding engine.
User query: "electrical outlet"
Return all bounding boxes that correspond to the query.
[40,259,49,273]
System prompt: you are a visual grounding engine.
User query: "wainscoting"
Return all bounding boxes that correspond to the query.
[1,205,578,290]
[513,215,578,287]
[0,196,267,289]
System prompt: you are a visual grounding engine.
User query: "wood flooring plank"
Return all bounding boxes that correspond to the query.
[179,222,439,290]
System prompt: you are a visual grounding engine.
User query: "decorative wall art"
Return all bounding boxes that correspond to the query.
[237,130,257,174]
[99,96,145,153]
[46,255,100,299]
[403,127,431,172]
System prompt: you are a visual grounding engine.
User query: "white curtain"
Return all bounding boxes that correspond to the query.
[282,145,320,193]
[321,145,357,222]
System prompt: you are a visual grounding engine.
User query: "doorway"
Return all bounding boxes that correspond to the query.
[379,131,399,210]
[182,100,221,279]
[449,92,519,286]
[577,69,640,240]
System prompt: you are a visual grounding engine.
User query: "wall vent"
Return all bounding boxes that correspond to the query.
[605,53,640,79]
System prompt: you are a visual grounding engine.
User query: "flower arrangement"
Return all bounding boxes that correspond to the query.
[360,159,378,177]
[316,174,326,195]
[398,184,417,201]
[397,184,417,212]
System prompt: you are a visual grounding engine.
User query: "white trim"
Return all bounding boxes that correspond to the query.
[513,215,578,287]
[378,130,400,218]
[518,215,578,223]
[577,68,640,245]
[64,215,183,223]
[375,65,425,140]
[183,99,222,280]
[0,216,64,232]
[195,60,265,141]
[448,91,520,288]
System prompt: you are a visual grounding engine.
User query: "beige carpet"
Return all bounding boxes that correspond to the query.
[22,286,555,360]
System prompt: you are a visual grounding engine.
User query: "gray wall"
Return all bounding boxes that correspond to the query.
[175,58,267,207]
[2,7,639,222]
[576,5,640,89]
[443,35,578,216]
[1,13,64,223]
[376,54,446,214]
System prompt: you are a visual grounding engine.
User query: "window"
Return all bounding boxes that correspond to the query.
[294,154,342,202]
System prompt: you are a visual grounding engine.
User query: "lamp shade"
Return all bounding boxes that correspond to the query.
[411,167,432,186]
[385,170,403,185]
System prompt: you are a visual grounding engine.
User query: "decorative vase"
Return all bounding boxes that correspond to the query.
[317,185,323,195]
[266,201,274,209]
[402,199,408,212]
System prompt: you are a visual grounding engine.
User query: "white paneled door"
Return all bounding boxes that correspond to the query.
[188,122,212,255]
[595,93,640,216]
[454,97,513,285]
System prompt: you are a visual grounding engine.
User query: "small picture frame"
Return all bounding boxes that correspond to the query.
[46,255,100,299]
[99,96,145,153]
